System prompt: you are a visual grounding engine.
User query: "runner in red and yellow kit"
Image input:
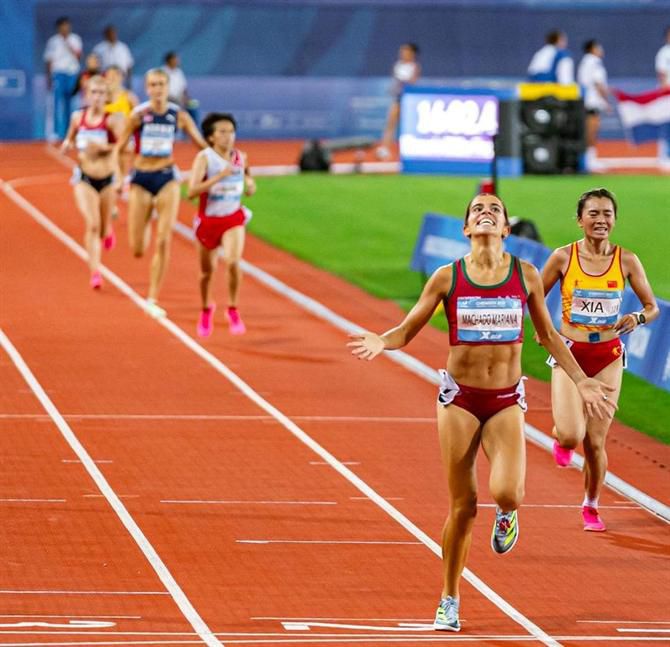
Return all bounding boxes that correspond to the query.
[541,188,658,531]
[349,193,615,632]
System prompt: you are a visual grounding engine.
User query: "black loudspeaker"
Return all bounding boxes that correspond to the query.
[521,98,567,136]
[522,134,560,174]
[299,139,331,171]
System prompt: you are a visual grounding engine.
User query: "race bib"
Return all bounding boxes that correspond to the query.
[456,296,523,342]
[139,123,175,157]
[570,288,621,326]
[75,129,108,151]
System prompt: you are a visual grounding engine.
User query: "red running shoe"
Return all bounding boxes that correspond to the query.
[552,440,574,467]
[90,271,103,290]
[103,228,116,251]
[226,306,246,335]
[582,505,606,532]
[197,304,216,338]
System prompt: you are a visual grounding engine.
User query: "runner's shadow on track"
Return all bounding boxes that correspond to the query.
[600,532,670,557]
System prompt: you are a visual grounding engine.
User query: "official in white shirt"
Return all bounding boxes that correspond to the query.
[654,26,670,170]
[162,52,200,132]
[527,29,574,85]
[577,39,610,172]
[655,25,670,87]
[43,16,82,139]
[93,25,134,84]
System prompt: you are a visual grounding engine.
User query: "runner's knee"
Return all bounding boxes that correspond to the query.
[491,484,524,512]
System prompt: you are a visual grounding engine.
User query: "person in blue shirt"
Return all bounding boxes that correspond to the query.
[527,30,574,85]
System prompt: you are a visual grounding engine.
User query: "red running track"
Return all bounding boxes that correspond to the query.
[0,142,668,647]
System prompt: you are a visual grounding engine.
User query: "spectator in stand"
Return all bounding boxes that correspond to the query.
[161,51,200,131]
[44,16,82,140]
[93,25,134,86]
[655,25,670,87]
[74,53,102,105]
[376,43,421,160]
[654,26,670,169]
[527,29,574,85]
[577,39,610,173]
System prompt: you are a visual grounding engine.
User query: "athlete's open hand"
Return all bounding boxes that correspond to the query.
[347,332,385,361]
[613,313,639,335]
[576,377,617,419]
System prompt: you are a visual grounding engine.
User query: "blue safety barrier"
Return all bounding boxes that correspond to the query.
[411,212,670,391]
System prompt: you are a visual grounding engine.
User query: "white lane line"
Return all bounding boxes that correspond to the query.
[578,621,670,625]
[0,590,167,595]
[161,500,337,506]
[310,461,360,466]
[0,498,66,503]
[237,540,422,545]
[0,413,435,423]
[176,219,670,525]
[3,179,561,647]
[350,497,404,501]
[0,333,222,647]
[477,503,639,510]
[617,629,670,634]
[62,459,113,464]
[0,615,141,619]
[82,494,139,499]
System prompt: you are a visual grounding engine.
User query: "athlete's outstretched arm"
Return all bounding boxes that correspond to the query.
[178,110,207,150]
[348,264,452,360]
[523,261,616,419]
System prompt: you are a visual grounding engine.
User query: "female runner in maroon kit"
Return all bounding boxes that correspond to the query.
[348,193,615,632]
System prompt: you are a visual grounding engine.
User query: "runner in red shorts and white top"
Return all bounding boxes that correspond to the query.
[541,187,658,532]
[187,112,255,337]
[349,193,615,633]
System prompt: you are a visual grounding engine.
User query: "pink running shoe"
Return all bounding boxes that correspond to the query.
[552,440,574,467]
[103,228,116,251]
[226,306,246,335]
[197,304,216,338]
[90,271,103,290]
[582,506,606,532]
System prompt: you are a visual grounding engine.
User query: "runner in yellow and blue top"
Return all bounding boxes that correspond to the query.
[540,188,659,532]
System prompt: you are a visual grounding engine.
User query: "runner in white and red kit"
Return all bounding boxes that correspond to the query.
[187,112,256,337]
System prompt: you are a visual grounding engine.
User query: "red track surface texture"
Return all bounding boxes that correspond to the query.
[0,142,668,647]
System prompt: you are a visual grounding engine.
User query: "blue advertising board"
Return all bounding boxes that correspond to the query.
[411,212,670,391]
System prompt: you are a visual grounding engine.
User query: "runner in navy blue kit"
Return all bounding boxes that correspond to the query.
[187,113,256,337]
[348,193,615,632]
[115,68,207,318]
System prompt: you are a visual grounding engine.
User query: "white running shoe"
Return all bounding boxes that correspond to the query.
[433,596,460,631]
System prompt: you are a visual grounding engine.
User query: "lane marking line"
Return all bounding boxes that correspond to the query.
[0,332,222,647]
[2,178,561,646]
[0,498,66,503]
[161,500,336,505]
[0,590,167,595]
[0,413,435,423]
[237,540,422,545]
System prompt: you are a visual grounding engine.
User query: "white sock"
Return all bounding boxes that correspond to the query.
[583,495,599,509]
